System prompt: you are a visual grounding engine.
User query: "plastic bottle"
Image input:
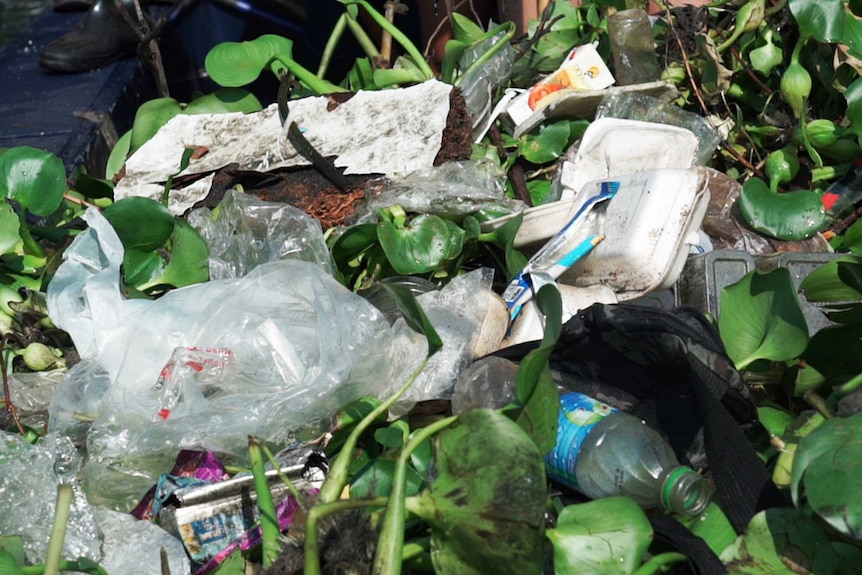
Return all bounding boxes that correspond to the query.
[546,391,712,516]
[451,357,713,516]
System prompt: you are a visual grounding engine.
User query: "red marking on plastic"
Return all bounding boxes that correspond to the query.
[822,192,841,211]
[158,409,171,420]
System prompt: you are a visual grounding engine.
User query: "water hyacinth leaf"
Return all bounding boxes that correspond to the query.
[799,255,862,302]
[789,0,845,45]
[804,322,862,384]
[519,121,571,164]
[183,88,263,115]
[72,167,114,200]
[374,420,409,450]
[758,406,797,438]
[377,214,464,275]
[548,497,652,575]
[410,409,546,575]
[718,268,809,370]
[103,196,175,251]
[105,130,132,182]
[0,146,66,216]
[129,97,183,155]
[145,218,210,290]
[451,12,485,43]
[0,202,19,254]
[122,248,165,289]
[749,27,783,76]
[790,411,862,540]
[675,500,737,556]
[719,508,839,574]
[205,34,294,87]
[0,549,23,575]
[738,177,827,241]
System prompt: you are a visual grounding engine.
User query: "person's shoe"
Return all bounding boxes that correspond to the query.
[40,0,141,73]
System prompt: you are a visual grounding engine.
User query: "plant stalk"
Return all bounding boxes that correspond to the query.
[303,497,389,575]
[249,436,282,569]
[44,484,73,575]
[632,552,687,575]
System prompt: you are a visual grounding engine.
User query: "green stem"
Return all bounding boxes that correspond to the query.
[832,370,862,399]
[764,0,787,17]
[304,497,389,575]
[271,57,348,95]
[802,389,835,420]
[345,12,380,60]
[262,443,314,512]
[372,416,457,575]
[341,0,434,80]
[18,211,45,259]
[318,354,431,505]
[249,436,281,569]
[632,552,687,575]
[459,23,516,81]
[799,114,824,168]
[317,13,349,79]
[43,484,73,575]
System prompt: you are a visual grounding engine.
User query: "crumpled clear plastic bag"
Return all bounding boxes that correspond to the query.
[455,25,515,136]
[95,508,191,575]
[46,208,402,510]
[0,431,101,564]
[0,369,65,431]
[186,188,334,280]
[352,159,525,223]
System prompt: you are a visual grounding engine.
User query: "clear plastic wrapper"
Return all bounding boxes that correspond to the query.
[352,159,525,223]
[0,369,65,430]
[46,209,406,510]
[454,27,515,136]
[595,91,720,166]
[0,431,100,564]
[95,508,191,575]
[186,188,334,279]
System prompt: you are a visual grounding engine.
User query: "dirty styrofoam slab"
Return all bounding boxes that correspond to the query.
[559,117,699,199]
[508,80,679,138]
[115,79,453,214]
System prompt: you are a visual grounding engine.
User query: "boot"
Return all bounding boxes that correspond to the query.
[40,0,142,73]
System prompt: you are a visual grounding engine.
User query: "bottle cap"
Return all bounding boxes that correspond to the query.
[661,466,712,516]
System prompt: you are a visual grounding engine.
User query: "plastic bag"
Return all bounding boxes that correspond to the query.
[186,189,334,280]
[47,209,404,510]
[352,159,525,223]
[455,26,516,135]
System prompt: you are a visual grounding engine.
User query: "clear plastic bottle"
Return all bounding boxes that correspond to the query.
[546,391,712,516]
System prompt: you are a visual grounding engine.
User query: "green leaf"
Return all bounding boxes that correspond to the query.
[0,550,23,575]
[209,548,245,575]
[674,501,738,557]
[844,76,862,137]
[718,268,809,370]
[0,202,20,255]
[0,146,66,216]
[373,281,443,355]
[351,458,424,498]
[451,13,485,43]
[204,34,294,88]
[411,409,546,575]
[146,218,209,290]
[511,284,564,454]
[791,411,862,540]
[122,248,165,288]
[347,57,375,91]
[548,497,652,575]
[758,406,797,438]
[804,322,862,383]
[374,421,408,450]
[518,121,571,164]
[183,88,263,115]
[330,223,379,276]
[105,130,132,182]
[377,215,464,275]
[737,177,827,241]
[129,98,183,156]
[800,255,862,302]
[789,0,845,44]
[103,196,175,251]
[720,507,839,574]
[0,536,25,569]
[749,27,783,76]
[72,166,114,200]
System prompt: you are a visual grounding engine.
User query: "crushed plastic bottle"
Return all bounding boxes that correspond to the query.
[821,156,862,221]
[546,392,713,516]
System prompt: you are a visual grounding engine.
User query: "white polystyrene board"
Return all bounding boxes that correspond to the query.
[558,167,711,298]
[559,117,699,199]
[115,80,453,214]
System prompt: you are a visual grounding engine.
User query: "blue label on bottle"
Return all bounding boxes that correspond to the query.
[545,392,618,490]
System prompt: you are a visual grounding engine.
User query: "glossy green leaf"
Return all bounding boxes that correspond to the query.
[410,409,546,575]
[791,411,862,540]
[204,34,294,87]
[347,57,375,91]
[479,212,525,282]
[0,536,25,570]
[548,497,652,575]
[844,76,862,136]
[519,121,571,164]
[789,0,845,44]
[374,421,408,450]
[720,508,839,574]
[0,146,66,216]
[122,248,165,288]
[105,129,132,182]
[129,98,183,156]
[183,88,262,115]
[758,406,797,438]
[749,27,783,76]
[718,268,809,370]
[451,12,485,43]
[103,196,175,251]
[674,501,737,556]
[0,203,19,255]
[72,166,114,200]
[737,177,827,241]
[800,255,862,302]
[377,214,464,275]
[0,549,23,575]
[804,323,862,385]
[146,218,209,290]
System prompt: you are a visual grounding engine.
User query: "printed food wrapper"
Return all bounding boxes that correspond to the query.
[506,42,615,127]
